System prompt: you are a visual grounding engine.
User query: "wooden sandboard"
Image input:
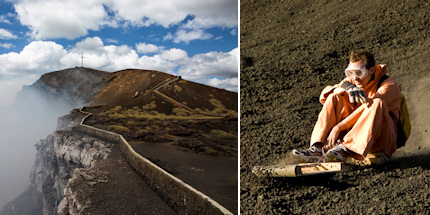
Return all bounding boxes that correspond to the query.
[252,153,388,177]
[252,162,351,177]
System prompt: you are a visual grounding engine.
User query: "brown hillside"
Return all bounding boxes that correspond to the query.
[159,79,238,112]
[91,69,176,112]
[91,69,238,115]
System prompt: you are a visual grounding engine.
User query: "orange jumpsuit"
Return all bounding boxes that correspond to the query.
[311,64,401,160]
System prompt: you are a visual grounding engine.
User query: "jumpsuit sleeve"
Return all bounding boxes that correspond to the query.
[320,78,349,105]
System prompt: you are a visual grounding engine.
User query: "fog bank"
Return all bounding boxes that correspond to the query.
[0,85,79,209]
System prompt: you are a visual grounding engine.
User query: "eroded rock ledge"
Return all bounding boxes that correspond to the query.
[31,131,112,214]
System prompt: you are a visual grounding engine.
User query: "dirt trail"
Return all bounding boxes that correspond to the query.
[69,143,177,215]
[240,0,430,214]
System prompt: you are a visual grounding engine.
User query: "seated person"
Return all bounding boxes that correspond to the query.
[293,50,401,162]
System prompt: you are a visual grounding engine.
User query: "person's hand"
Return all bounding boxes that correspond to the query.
[341,81,368,104]
[325,125,341,150]
[365,98,373,108]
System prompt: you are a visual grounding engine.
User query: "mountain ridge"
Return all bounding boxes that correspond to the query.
[14,67,237,115]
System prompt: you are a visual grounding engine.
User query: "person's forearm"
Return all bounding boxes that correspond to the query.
[335,121,347,131]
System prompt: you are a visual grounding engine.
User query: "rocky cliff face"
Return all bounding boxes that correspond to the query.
[32,131,112,214]
[1,116,112,215]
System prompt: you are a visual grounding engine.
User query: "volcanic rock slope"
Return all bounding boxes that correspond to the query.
[241,0,430,214]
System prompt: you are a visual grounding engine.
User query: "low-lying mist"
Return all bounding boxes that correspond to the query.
[0,84,80,209]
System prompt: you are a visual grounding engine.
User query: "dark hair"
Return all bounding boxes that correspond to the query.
[349,50,375,69]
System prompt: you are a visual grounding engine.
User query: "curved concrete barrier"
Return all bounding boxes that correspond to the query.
[152,90,194,112]
[151,77,222,117]
[152,76,181,91]
[75,108,233,214]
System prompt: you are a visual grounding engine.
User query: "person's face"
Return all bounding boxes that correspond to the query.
[345,60,374,89]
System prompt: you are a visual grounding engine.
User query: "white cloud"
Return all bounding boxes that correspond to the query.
[106,38,119,44]
[106,0,237,29]
[230,29,237,36]
[163,32,173,41]
[12,0,238,40]
[106,0,188,27]
[177,47,238,81]
[172,29,212,44]
[207,77,238,92]
[61,38,140,71]
[104,45,139,69]
[59,52,82,68]
[0,13,16,24]
[136,43,159,54]
[180,1,238,30]
[137,55,178,73]
[0,41,66,75]
[72,37,105,54]
[0,15,10,24]
[160,48,188,63]
[0,43,14,49]
[0,28,17,39]
[14,0,109,39]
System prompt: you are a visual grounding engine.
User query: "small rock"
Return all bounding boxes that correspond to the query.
[332,197,340,203]
[257,194,265,203]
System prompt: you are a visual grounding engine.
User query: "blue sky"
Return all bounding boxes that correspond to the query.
[0,0,238,107]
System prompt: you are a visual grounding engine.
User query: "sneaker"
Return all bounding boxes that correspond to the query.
[326,144,349,162]
[292,145,322,162]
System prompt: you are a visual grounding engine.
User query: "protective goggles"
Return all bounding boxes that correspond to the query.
[344,63,369,79]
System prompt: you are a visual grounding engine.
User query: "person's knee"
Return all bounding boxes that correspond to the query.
[371,98,388,111]
[372,98,385,106]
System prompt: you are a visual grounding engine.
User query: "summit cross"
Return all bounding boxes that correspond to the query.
[80,54,85,67]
